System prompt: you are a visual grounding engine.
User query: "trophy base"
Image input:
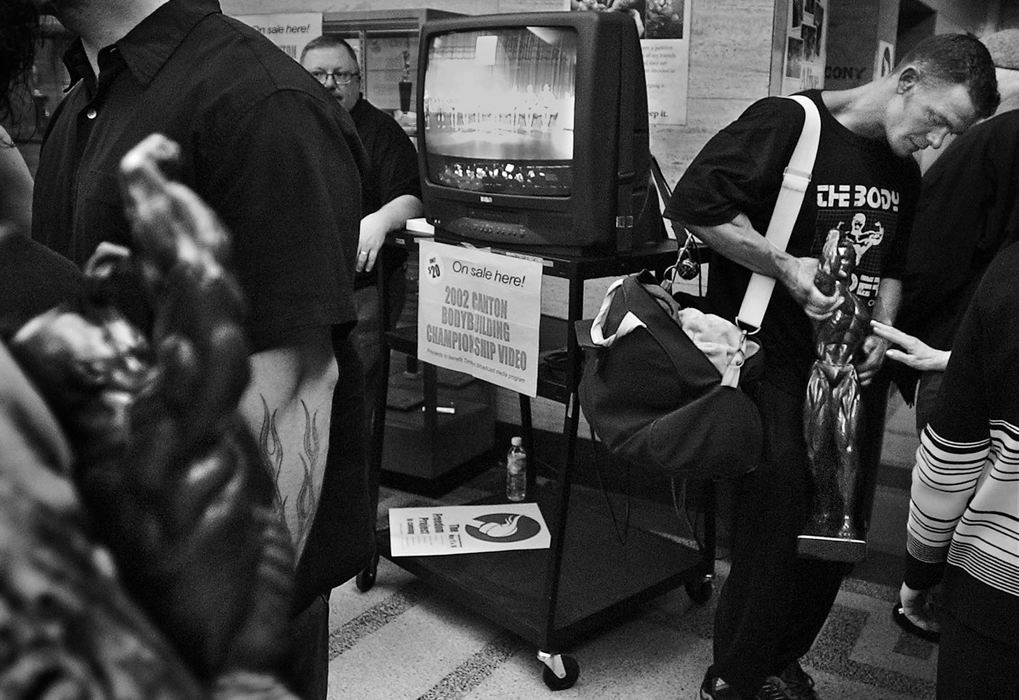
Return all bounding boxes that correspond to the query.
[797,533,867,562]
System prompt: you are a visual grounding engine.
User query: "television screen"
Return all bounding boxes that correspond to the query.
[422,26,577,197]
[417,12,664,255]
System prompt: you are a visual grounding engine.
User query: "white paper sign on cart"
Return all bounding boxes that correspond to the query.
[389,503,551,557]
[417,240,543,397]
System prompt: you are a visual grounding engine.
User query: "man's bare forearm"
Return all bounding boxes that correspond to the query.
[870,277,901,326]
[683,214,840,320]
[685,214,793,280]
[240,329,338,559]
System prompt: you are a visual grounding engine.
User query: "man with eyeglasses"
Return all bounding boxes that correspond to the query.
[300,35,423,485]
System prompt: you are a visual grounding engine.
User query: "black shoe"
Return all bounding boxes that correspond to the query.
[756,661,818,700]
[756,676,799,700]
[892,601,940,643]
[700,670,743,699]
[777,660,818,700]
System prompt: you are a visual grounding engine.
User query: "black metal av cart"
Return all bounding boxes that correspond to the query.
[364,232,718,690]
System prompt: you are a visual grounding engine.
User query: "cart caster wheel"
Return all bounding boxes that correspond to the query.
[539,653,579,690]
[355,552,380,592]
[685,577,713,604]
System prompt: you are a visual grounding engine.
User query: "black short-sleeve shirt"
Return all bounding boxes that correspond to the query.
[666,91,919,391]
[32,0,367,351]
[350,96,421,213]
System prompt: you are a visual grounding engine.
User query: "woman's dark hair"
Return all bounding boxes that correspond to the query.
[0,0,41,125]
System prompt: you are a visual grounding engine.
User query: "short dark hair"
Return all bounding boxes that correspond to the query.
[0,0,40,125]
[898,33,1000,118]
[300,34,359,68]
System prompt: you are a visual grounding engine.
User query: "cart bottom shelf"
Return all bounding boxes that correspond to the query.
[378,485,711,649]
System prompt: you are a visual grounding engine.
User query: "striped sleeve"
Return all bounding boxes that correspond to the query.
[904,271,989,590]
[946,419,1019,596]
[905,426,990,588]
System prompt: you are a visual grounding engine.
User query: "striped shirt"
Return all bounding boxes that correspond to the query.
[907,423,1019,597]
[904,242,1019,645]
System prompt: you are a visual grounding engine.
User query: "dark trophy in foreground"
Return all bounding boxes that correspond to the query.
[3,134,297,697]
[800,228,870,562]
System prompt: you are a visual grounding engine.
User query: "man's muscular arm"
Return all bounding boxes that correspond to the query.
[684,213,840,320]
[241,328,337,560]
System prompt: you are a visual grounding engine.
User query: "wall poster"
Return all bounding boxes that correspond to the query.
[781,0,828,94]
[570,1,692,125]
[231,12,322,61]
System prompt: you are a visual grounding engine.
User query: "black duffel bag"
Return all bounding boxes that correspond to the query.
[576,272,763,480]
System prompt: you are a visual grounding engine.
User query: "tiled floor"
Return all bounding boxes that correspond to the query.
[320,378,931,698]
[325,470,935,699]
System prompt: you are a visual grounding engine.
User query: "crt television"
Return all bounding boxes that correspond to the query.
[416,11,664,255]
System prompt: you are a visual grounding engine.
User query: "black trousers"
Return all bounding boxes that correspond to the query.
[280,592,330,700]
[710,380,851,697]
[937,608,1019,699]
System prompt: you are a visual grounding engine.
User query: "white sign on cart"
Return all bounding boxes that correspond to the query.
[417,241,543,397]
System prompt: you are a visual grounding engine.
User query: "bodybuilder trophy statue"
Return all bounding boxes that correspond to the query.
[799,228,870,562]
[2,135,297,697]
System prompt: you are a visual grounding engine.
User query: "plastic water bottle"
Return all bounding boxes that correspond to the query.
[506,436,527,502]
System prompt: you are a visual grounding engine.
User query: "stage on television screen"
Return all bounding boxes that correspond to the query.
[417,12,665,255]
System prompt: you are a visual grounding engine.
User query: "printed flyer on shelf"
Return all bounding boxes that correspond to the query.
[389,503,551,557]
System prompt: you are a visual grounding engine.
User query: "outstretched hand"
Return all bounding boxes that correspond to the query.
[870,320,951,372]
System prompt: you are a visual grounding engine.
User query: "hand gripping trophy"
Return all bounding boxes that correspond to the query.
[799,226,870,562]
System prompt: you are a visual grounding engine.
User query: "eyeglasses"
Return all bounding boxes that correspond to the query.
[311,70,359,86]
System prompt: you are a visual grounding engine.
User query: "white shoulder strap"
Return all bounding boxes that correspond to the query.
[736,94,822,331]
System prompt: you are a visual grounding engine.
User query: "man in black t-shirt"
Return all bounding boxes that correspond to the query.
[666,34,998,700]
[32,2,369,697]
